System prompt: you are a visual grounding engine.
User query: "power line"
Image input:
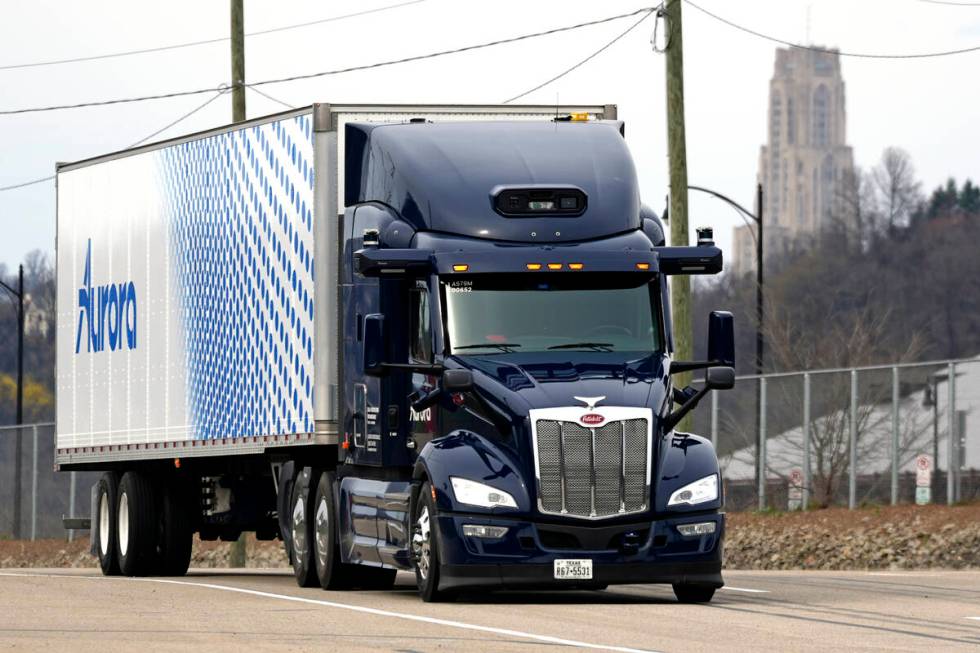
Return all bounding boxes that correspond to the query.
[245,7,656,89]
[917,0,980,6]
[0,89,228,193]
[684,0,980,58]
[0,7,655,116]
[0,0,426,72]
[245,84,296,110]
[503,8,655,104]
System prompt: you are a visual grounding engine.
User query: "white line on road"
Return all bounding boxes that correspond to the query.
[720,586,770,593]
[966,617,980,622]
[0,572,660,653]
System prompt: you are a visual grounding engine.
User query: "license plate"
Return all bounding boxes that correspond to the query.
[553,559,593,580]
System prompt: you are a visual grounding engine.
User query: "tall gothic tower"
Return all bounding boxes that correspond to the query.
[734,47,855,276]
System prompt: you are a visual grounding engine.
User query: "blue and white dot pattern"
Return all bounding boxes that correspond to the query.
[160,115,315,439]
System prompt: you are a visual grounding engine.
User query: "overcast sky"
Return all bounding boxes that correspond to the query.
[1,0,978,270]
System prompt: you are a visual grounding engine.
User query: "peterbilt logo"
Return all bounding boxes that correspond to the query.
[580,413,605,426]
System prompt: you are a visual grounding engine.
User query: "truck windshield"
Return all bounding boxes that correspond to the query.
[442,274,662,355]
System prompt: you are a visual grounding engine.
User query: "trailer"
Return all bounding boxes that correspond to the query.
[56,103,735,601]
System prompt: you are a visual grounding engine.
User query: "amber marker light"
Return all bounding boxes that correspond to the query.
[453,264,469,272]
[568,263,584,270]
[526,263,543,270]
[636,262,651,270]
[547,263,563,270]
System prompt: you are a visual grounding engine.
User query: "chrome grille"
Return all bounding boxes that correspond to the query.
[534,417,649,518]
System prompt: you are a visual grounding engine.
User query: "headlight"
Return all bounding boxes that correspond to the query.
[450,477,518,509]
[667,474,718,507]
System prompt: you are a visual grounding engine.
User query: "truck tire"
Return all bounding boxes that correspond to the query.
[672,583,715,603]
[159,483,193,576]
[412,481,451,602]
[95,472,121,576]
[116,471,160,576]
[290,467,320,587]
[311,471,353,590]
[277,461,297,566]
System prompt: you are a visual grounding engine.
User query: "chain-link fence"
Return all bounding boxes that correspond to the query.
[691,357,980,511]
[0,423,97,540]
[3,357,978,539]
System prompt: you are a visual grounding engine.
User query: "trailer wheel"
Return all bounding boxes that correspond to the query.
[159,483,193,576]
[290,467,320,587]
[672,583,716,603]
[412,481,451,602]
[95,473,121,576]
[116,471,160,576]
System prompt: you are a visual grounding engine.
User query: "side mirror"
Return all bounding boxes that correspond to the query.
[707,311,734,367]
[442,369,473,393]
[363,314,385,375]
[705,366,735,390]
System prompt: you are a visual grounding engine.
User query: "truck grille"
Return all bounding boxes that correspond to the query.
[534,418,649,519]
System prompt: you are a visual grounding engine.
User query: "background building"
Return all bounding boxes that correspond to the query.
[734,47,855,276]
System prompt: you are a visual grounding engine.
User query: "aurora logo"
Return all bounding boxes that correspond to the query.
[75,239,138,354]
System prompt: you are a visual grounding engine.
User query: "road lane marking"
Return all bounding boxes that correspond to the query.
[0,572,660,653]
[720,586,769,593]
[966,617,980,622]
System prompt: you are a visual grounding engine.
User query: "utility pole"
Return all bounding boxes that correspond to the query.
[230,0,246,123]
[229,0,247,567]
[754,183,765,489]
[1,265,24,538]
[664,0,693,421]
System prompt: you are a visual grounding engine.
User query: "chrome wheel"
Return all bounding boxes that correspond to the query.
[99,491,111,556]
[413,505,432,580]
[291,495,306,561]
[314,494,330,571]
[117,492,130,557]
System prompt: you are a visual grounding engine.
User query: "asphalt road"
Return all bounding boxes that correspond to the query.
[1,568,979,652]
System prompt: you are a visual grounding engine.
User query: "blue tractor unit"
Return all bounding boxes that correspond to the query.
[55,104,734,603]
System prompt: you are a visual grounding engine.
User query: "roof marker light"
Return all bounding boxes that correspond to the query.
[526,263,542,271]
[568,263,584,270]
[636,263,651,271]
[453,264,469,272]
[547,263,563,270]
[570,112,589,122]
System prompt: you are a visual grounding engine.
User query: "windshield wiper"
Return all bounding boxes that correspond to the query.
[547,342,615,352]
[455,343,523,353]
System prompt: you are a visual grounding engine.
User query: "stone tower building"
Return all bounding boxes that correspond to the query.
[733,47,855,276]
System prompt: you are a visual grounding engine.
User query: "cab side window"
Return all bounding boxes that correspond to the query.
[409,287,432,363]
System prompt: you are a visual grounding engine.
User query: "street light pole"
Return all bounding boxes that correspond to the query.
[687,184,765,484]
[1,264,25,538]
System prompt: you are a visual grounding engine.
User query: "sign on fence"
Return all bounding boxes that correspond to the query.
[915,454,932,505]
[788,467,803,511]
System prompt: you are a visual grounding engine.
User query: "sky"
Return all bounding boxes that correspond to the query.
[1,0,979,269]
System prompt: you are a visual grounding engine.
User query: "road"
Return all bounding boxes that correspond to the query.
[1,568,979,651]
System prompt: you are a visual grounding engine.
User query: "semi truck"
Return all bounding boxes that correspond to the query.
[55,103,735,602]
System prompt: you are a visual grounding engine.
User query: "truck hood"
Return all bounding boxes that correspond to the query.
[456,352,669,416]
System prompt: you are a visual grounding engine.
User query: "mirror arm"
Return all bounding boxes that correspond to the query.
[663,385,711,433]
[410,387,443,413]
[379,362,445,375]
[670,360,722,374]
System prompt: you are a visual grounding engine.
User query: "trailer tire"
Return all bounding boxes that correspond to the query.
[159,482,192,576]
[116,471,160,576]
[672,583,715,603]
[413,481,451,602]
[95,473,121,576]
[290,467,320,587]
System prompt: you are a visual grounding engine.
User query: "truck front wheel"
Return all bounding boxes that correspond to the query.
[672,583,716,603]
[412,481,450,602]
